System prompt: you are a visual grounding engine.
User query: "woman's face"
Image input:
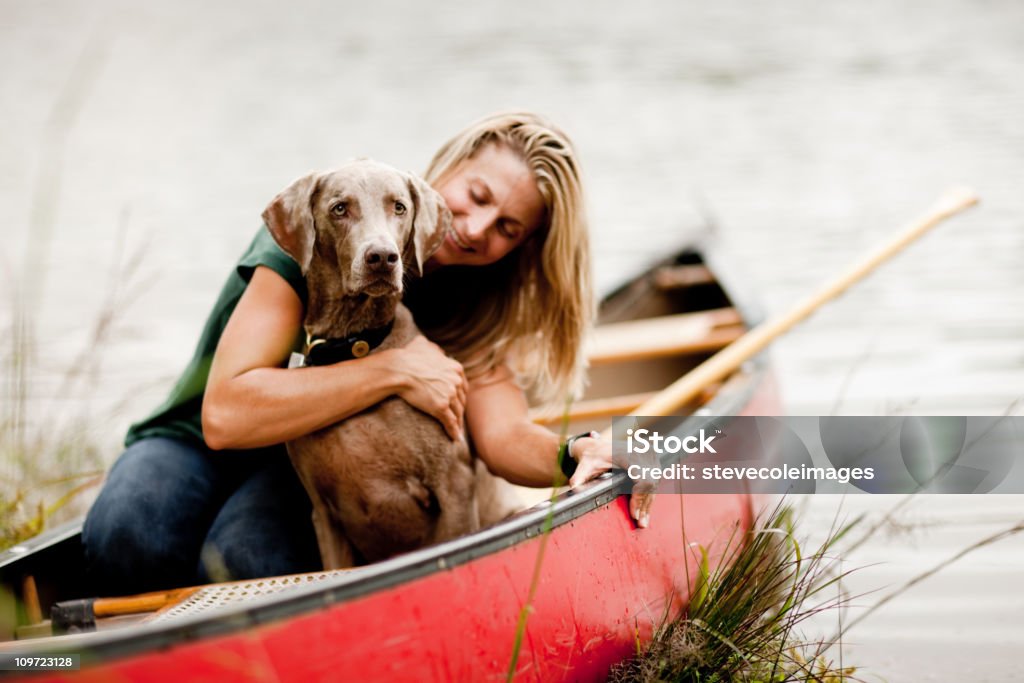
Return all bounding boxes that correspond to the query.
[428,143,546,268]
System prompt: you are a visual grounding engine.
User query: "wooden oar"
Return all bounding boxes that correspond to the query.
[607,186,979,526]
[602,186,979,430]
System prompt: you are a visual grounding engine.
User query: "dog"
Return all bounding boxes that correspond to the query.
[263,160,481,568]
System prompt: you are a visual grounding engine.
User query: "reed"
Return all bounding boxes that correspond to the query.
[1,323,106,550]
[0,37,127,551]
[610,502,862,683]
[1,216,150,552]
[505,396,576,681]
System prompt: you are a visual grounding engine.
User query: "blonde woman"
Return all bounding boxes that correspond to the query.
[83,112,651,596]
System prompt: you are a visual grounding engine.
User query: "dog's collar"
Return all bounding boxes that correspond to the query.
[303,320,395,366]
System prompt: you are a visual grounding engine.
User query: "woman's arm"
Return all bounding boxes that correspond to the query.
[463,366,563,486]
[202,266,467,450]
[464,365,652,527]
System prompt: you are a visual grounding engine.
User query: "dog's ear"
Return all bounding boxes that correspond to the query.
[262,171,320,273]
[404,173,452,277]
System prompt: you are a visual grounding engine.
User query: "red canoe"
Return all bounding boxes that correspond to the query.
[0,238,780,681]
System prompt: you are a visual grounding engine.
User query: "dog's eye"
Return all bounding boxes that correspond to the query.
[394,201,407,216]
[330,202,347,217]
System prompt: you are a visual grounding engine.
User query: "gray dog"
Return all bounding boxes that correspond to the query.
[263,160,480,568]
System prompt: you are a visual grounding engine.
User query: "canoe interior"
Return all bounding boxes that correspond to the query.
[534,250,742,436]
[0,241,766,647]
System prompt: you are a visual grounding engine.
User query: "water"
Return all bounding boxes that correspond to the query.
[2,0,1022,678]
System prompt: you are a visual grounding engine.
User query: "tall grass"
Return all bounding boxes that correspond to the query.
[610,503,861,683]
[0,31,122,551]
[505,396,575,681]
[1,217,150,551]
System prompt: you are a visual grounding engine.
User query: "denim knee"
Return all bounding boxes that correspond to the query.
[83,437,224,595]
[199,458,320,582]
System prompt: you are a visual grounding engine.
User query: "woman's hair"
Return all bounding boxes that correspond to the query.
[409,111,593,405]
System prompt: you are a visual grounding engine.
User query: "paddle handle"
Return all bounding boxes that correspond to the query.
[92,588,198,618]
[605,186,979,428]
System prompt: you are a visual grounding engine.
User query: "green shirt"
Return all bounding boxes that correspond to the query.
[125,226,306,449]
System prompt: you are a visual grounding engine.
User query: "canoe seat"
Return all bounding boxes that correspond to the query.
[586,307,743,365]
[529,308,745,426]
[652,264,716,289]
[529,382,732,425]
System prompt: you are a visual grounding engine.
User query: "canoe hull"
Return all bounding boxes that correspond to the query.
[21,495,753,682]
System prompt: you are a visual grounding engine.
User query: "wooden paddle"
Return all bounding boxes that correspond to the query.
[604,187,980,524]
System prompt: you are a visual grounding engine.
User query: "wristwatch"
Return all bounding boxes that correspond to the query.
[559,430,599,480]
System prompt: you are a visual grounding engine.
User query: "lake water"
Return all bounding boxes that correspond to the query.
[2,0,1022,679]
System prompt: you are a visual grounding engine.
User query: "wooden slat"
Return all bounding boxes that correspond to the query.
[22,576,42,625]
[530,391,657,425]
[529,308,745,425]
[652,264,715,289]
[586,307,744,365]
[530,381,731,425]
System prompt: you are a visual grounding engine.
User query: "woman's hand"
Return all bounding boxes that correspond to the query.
[461,366,654,527]
[391,335,468,441]
[567,435,654,529]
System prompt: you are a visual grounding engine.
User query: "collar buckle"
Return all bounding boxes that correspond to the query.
[302,319,395,367]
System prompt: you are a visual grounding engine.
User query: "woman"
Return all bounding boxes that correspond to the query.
[83,112,652,596]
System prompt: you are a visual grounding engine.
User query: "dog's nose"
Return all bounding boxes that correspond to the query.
[364,247,400,272]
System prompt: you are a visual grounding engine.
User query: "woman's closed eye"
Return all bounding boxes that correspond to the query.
[469,182,491,206]
[496,219,519,240]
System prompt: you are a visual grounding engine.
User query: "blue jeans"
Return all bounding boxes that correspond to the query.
[82,437,321,596]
